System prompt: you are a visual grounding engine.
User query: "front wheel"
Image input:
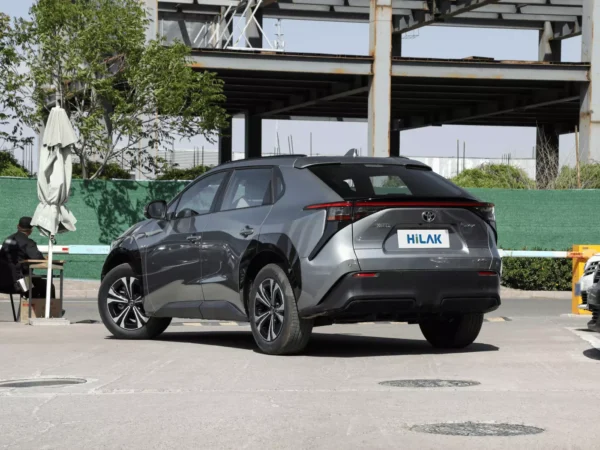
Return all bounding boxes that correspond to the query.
[98,263,171,339]
[249,264,313,355]
[419,313,484,349]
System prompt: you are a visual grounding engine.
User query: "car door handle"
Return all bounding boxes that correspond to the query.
[186,235,201,243]
[239,226,254,237]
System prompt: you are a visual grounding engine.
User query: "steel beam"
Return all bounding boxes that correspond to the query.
[259,84,369,117]
[579,0,600,163]
[367,0,393,157]
[537,21,561,183]
[246,0,263,48]
[391,29,401,156]
[539,22,561,62]
[396,0,502,33]
[190,51,372,75]
[245,114,262,158]
[391,59,588,81]
[145,0,158,41]
[402,90,580,130]
[219,121,233,164]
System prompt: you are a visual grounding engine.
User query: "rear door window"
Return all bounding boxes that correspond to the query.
[220,168,273,211]
[307,164,466,199]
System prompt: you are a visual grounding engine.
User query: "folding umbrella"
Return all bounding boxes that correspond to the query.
[31,106,78,318]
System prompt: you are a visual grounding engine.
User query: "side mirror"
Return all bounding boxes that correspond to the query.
[144,200,167,220]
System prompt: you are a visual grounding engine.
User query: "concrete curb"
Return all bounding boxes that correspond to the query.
[500,287,571,300]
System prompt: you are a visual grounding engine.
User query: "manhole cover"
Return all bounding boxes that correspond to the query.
[411,422,544,437]
[0,378,87,388]
[379,379,480,388]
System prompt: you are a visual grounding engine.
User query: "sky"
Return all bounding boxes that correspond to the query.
[1,0,583,170]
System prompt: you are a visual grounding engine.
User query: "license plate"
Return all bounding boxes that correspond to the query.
[397,230,450,249]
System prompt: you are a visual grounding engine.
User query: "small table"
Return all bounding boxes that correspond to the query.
[21,260,65,321]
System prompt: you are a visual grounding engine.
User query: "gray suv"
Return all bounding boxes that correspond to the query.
[98,155,501,355]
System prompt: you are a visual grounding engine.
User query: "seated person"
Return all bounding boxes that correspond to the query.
[0,217,55,299]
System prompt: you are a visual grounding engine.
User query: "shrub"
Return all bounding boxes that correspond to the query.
[72,161,132,180]
[554,163,600,190]
[0,151,30,177]
[501,255,571,291]
[157,165,211,180]
[452,164,535,189]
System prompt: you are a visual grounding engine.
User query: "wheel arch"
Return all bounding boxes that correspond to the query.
[101,248,143,281]
[240,239,302,315]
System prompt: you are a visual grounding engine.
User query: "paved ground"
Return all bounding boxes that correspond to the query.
[0,299,599,449]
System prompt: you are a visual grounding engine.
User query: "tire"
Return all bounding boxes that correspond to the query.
[249,264,313,355]
[98,263,171,339]
[419,313,484,349]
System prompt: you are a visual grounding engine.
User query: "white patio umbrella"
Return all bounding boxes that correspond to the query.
[31,106,78,318]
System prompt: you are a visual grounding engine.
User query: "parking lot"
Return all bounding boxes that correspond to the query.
[1,297,599,449]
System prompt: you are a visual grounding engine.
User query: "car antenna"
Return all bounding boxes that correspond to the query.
[345,148,358,157]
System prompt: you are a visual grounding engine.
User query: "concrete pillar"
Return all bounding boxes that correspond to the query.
[535,125,560,188]
[245,114,262,158]
[535,21,561,184]
[246,1,263,49]
[219,121,232,164]
[580,0,600,163]
[367,0,392,157]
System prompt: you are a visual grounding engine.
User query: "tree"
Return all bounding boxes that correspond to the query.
[2,0,228,179]
[0,13,34,150]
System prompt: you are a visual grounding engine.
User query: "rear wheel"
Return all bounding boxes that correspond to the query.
[419,313,483,349]
[249,264,313,355]
[98,263,171,339]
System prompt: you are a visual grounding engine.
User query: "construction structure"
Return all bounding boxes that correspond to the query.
[150,0,594,181]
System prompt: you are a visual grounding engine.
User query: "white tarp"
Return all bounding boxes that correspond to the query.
[31,107,78,236]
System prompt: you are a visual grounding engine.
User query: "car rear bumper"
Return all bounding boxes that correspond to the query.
[299,270,500,320]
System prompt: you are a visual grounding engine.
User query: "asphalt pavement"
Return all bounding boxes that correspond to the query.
[0,311,599,449]
[0,296,575,324]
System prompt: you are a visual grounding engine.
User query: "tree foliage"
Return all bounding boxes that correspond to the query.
[1,0,228,179]
[452,164,535,189]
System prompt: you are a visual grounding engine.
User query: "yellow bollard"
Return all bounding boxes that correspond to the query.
[569,245,600,315]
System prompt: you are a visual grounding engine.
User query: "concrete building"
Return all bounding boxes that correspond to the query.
[150,0,593,185]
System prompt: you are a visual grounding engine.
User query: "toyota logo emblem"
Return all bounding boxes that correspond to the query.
[422,211,436,223]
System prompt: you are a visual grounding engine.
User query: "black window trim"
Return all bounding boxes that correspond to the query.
[273,166,285,203]
[215,166,275,213]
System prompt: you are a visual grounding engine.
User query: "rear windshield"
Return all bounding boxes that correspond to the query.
[307,164,468,199]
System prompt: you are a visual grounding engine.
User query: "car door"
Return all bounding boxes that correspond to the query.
[141,170,230,316]
[199,167,274,318]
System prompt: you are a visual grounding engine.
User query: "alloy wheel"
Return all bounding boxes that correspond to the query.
[254,278,285,341]
[107,277,148,330]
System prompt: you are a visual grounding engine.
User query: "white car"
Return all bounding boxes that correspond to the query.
[579,254,600,311]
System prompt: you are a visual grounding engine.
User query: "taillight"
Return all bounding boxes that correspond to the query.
[304,202,385,223]
[469,203,496,242]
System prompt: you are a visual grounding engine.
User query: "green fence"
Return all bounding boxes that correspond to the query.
[1,178,599,279]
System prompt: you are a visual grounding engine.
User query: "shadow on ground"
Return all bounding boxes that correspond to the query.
[153,330,499,357]
[583,348,600,361]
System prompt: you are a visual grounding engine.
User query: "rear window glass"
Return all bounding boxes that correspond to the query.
[307,164,466,199]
